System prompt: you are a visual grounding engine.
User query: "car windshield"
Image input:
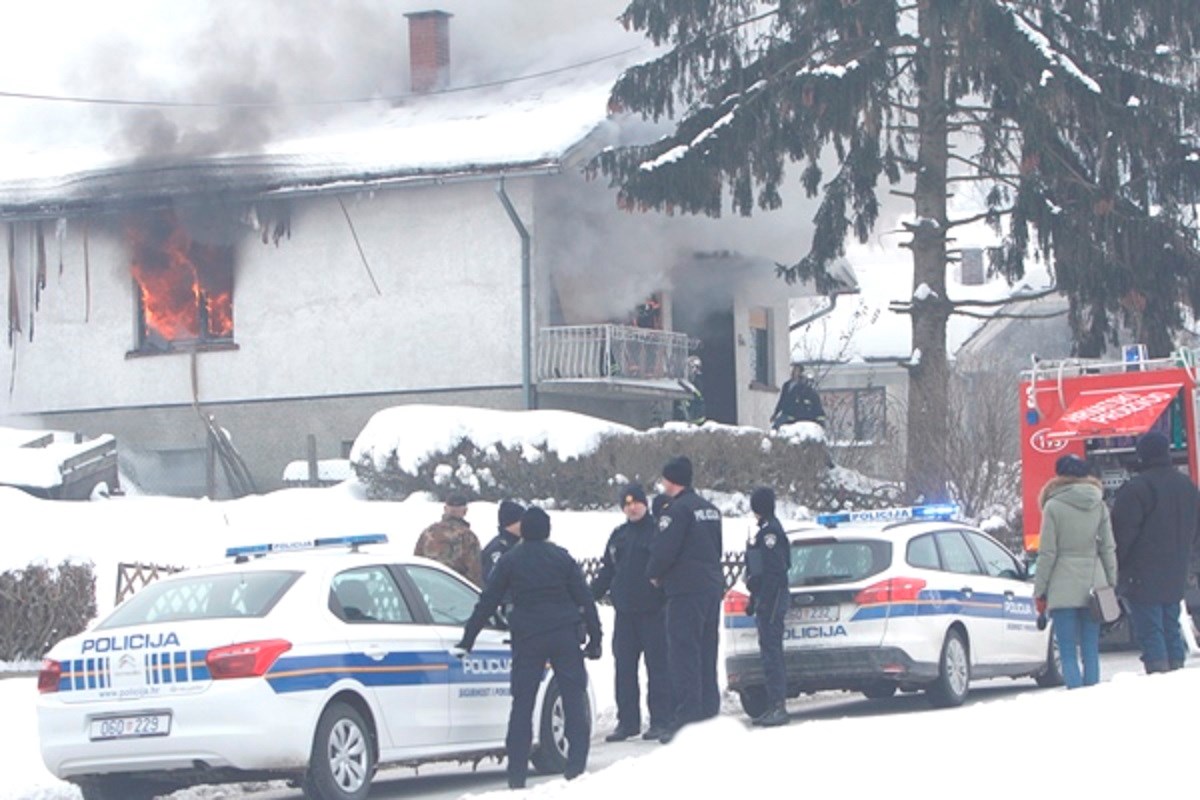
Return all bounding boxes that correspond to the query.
[789,539,890,587]
[98,570,300,628]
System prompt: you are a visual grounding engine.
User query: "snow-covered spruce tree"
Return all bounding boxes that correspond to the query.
[592,1,1200,502]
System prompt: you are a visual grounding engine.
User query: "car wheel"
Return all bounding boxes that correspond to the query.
[737,686,769,719]
[926,629,970,708]
[1035,629,1064,687]
[302,701,374,800]
[531,677,587,775]
[861,682,898,700]
[76,775,157,800]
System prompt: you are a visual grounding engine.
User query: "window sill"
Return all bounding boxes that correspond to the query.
[748,382,779,393]
[125,340,240,359]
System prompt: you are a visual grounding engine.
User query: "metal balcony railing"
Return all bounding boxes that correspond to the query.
[537,324,690,383]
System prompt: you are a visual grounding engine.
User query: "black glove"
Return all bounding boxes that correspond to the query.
[745,596,757,617]
[583,638,602,660]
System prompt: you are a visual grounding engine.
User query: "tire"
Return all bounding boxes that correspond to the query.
[861,682,898,700]
[926,629,970,708]
[1035,629,1064,688]
[77,776,158,800]
[531,678,588,775]
[737,686,769,719]
[302,701,375,800]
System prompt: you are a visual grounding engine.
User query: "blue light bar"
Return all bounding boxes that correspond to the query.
[225,533,389,559]
[816,504,961,528]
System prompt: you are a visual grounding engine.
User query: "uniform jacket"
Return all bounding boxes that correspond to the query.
[646,488,723,597]
[1033,476,1118,610]
[414,515,483,585]
[462,539,602,646]
[480,528,520,586]
[746,516,792,616]
[590,513,665,613]
[1111,455,1200,604]
[772,377,826,425]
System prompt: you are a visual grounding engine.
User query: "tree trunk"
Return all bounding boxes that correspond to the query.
[905,2,951,503]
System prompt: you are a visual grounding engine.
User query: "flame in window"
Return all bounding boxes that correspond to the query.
[127,209,233,346]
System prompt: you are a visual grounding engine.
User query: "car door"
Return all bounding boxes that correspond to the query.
[330,566,449,752]
[398,564,512,746]
[964,531,1044,664]
[931,530,1007,666]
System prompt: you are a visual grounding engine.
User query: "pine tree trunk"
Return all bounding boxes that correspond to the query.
[905,1,951,503]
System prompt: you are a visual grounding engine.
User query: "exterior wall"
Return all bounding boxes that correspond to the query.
[809,361,908,480]
[2,178,536,493]
[733,293,789,430]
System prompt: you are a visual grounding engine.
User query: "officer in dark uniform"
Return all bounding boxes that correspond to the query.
[481,499,524,585]
[771,365,826,428]
[745,487,791,727]
[455,507,602,789]
[590,483,670,742]
[646,456,723,743]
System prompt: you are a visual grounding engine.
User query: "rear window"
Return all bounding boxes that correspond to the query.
[789,539,891,586]
[98,571,299,629]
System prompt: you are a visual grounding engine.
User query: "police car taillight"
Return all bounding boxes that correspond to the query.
[37,659,61,694]
[206,639,292,679]
[723,589,750,615]
[854,577,926,605]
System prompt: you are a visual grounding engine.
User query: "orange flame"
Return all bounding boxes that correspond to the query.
[127,210,233,344]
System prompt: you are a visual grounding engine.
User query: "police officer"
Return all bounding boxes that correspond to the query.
[481,499,524,585]
[590,483,670,742]
[745,487,791,726]
[771,364,826,428]
[413,493,483,584]
[455,507,602,789]
[647,456,723,743]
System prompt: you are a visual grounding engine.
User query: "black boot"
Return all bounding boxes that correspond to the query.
[753,703,789,727]
[1144,660,1170,674]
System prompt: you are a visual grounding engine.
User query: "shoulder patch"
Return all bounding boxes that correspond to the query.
[491,551,502,563]
[764,533,777,549]
[658,515,671,532]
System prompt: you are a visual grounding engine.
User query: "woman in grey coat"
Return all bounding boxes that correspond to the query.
[1033,454,1119,688]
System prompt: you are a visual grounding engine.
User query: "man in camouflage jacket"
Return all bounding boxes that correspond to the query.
[414,494,483,585]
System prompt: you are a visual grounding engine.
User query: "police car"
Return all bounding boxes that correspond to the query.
[37,535,588,800]
[724,505,1062,716]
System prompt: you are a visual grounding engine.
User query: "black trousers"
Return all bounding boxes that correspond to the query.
[612,607,671,730]
[664,589,722,729]
[506,625,590,783]
[755,588,788,706]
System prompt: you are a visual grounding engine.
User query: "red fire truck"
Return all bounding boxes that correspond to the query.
[1019,348,1200,553]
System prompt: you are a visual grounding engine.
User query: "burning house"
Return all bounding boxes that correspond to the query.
[0,8,848,496]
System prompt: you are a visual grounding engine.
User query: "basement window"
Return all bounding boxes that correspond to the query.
[127,209,236,355]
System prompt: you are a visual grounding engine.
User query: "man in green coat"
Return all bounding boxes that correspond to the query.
[1033,454,1118,688]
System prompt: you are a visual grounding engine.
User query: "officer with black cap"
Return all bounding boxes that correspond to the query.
[481,499,524,586]
[647,455,723,743]
[744,487,791,726]
[590,483,670,742]
[455,507,602,788]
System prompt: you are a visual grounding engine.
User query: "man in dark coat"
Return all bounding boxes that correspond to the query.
[647,456,723,743]
[481,499,524,586]
[413,493,483,584]
[771,365,826,428]
[456,507,602,788]
[590,483,670,742]
[744,487,792,726]
[1111,432,1200,673]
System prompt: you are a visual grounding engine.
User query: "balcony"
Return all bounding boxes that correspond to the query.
[537,324,691,398]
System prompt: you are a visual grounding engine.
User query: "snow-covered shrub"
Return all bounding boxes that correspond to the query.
[0,561,96,661]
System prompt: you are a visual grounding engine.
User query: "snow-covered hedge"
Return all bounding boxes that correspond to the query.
[0,561,96,661]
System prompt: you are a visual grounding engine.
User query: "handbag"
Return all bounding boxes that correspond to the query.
[1089,585,1121,624]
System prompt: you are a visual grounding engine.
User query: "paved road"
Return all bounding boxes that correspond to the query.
[246,649,1153,800]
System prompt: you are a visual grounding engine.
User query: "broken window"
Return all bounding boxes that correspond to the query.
[127,209,234,353]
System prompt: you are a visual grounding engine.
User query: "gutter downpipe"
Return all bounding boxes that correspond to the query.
[495,177,535,409]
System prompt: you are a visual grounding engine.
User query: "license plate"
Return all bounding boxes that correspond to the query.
[790,605,839,623]
[89,713,171,741]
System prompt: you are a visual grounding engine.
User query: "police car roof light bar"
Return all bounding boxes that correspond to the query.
[225,533,389,559]
[815,504,961,528]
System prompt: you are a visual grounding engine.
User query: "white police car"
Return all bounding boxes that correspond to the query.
[37,535,588,800]
[724,505,1062,716]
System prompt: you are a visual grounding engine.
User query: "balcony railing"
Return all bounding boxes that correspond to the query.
[537,324,690,384]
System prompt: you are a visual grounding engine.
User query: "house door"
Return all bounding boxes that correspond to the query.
[675,302,737,425]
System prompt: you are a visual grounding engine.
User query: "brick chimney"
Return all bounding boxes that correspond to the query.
[405,10,452,94]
